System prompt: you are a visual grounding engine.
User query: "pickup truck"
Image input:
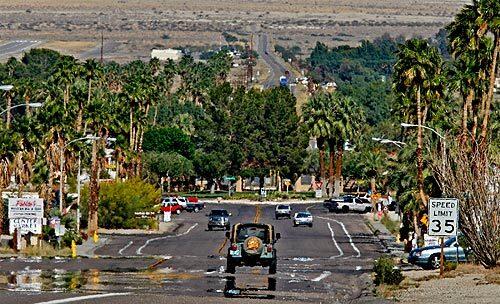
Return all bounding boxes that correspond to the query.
[183,196,205,213]
[325,196,372,213]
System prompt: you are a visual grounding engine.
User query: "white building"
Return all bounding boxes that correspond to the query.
[151,49,183,61]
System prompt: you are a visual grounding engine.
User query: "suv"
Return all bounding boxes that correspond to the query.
[207,209,231,231]
[226,223,280,274]
[275,204,291,219]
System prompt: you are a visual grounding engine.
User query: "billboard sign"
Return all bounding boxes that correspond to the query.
[9,218,43,235]
[8,198,44,218]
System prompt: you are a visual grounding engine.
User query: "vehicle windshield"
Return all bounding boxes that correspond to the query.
[277,205,289,209]
[210,210,228,216]
[444,237,457,247]
[236,225,269,242]
[296,212,310,218]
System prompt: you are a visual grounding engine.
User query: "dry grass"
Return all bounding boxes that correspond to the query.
[0,0,467,62]
[40,41,96,54]
[21,243,72,257]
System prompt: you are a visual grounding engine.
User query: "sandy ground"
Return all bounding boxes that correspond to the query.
[0,0,469,62]
[394,266,500,304]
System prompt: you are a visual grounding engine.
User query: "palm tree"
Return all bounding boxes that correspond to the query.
[447,0,499,147]
[393,39,444,210]
[0,130,19,234]
[326,94,364,196]
[302,93,332,197]
[82,59,103,132]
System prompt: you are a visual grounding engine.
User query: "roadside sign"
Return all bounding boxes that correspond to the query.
[8,198,44,219]
[9,218,43,235]
[315,190,322,198]
[428,198,458,237]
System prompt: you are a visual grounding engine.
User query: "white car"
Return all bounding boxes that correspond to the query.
[293,211,313,227]
[330,196,372,213]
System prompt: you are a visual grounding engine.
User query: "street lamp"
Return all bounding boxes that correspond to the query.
[59,135,100,219]
[0,103,44,116]
[372,137,407,148]
[0,85,14,91]
[400,123,445,139]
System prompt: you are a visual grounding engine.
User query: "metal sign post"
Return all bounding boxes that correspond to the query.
[429,198,459,278]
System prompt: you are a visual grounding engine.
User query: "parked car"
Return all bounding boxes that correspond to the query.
[226,223,280,274]
[184,197,206,213]
[160,197,183,214]
[293,211,313,227]
[207,209,231,231]
[408,236,468,269]
[328,196,372,213]
[275,204,291,219]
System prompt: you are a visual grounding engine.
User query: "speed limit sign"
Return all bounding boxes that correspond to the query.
[428,198,459,236]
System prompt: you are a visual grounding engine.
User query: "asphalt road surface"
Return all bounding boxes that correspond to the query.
[258,34,289,89]
[0,40,41,59]
[0,203,388,304]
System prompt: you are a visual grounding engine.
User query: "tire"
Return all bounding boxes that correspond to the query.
[225,225,230,231]
[293,223,297,227]
[269,258,277,274]
[342,206,349,213]
[194,207,199,213]
[364,207,371,213]
[428,253,442,270]
[268,277,276,291]
[226,259,236,274]
[309,223,313,228]
[275,215,279,220]
[208,226,212,231]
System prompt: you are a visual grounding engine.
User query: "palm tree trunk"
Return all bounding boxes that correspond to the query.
[415,86,425,240]
[334,144,343,197]
[328,142,334,198]
[461,89,474,144]
[87,139,99,236]
[318,140,326,197]
[479,33,499,147]
[25,93,31,117]
[6,94,11,129]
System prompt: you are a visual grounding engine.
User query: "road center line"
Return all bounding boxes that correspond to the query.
[318,216,361,258]
[311,271,331,282]
[136,223,199,255]
[327,222,343,258]
[118,241,133,255]
[34,293,130,304]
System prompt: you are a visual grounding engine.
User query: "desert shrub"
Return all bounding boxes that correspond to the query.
[444,261,458,272]
[81,179,160,229]
[373,256,404,285]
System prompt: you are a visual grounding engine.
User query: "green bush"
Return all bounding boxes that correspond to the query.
[373,256,404,286]
[81,179,161,229]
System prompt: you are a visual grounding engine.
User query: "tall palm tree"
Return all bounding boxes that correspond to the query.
[326,94,364,196]
[393,39,444,209]
[447,0,499,147]
[302,93,332,197]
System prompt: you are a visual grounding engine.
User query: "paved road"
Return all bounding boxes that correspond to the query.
[0,203,387,303]
[257,34,289,89]
[0,40,41,59]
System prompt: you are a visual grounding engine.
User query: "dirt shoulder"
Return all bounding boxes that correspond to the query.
[392,265,500,303]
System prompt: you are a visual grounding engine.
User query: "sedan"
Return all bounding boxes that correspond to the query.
[408,236,468,269]
[293,211,313,227]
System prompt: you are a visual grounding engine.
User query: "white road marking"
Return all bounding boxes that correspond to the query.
[327,222,343,258]
[136,223,199,255]
[311,271,331,282]
[318,216,361,258]
[34,293,130,304]
[118,241,133,255]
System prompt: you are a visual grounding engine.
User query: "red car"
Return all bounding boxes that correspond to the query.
[160,197,183,214]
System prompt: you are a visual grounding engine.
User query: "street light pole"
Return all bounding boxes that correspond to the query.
[372,137,406,148]
[59,135,100,214]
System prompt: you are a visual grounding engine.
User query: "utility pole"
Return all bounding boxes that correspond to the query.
[246,34,254,89]
[100,29,104,63]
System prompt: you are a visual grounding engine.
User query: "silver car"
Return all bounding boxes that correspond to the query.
[293,211,313,227]
[408,237,467,269]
